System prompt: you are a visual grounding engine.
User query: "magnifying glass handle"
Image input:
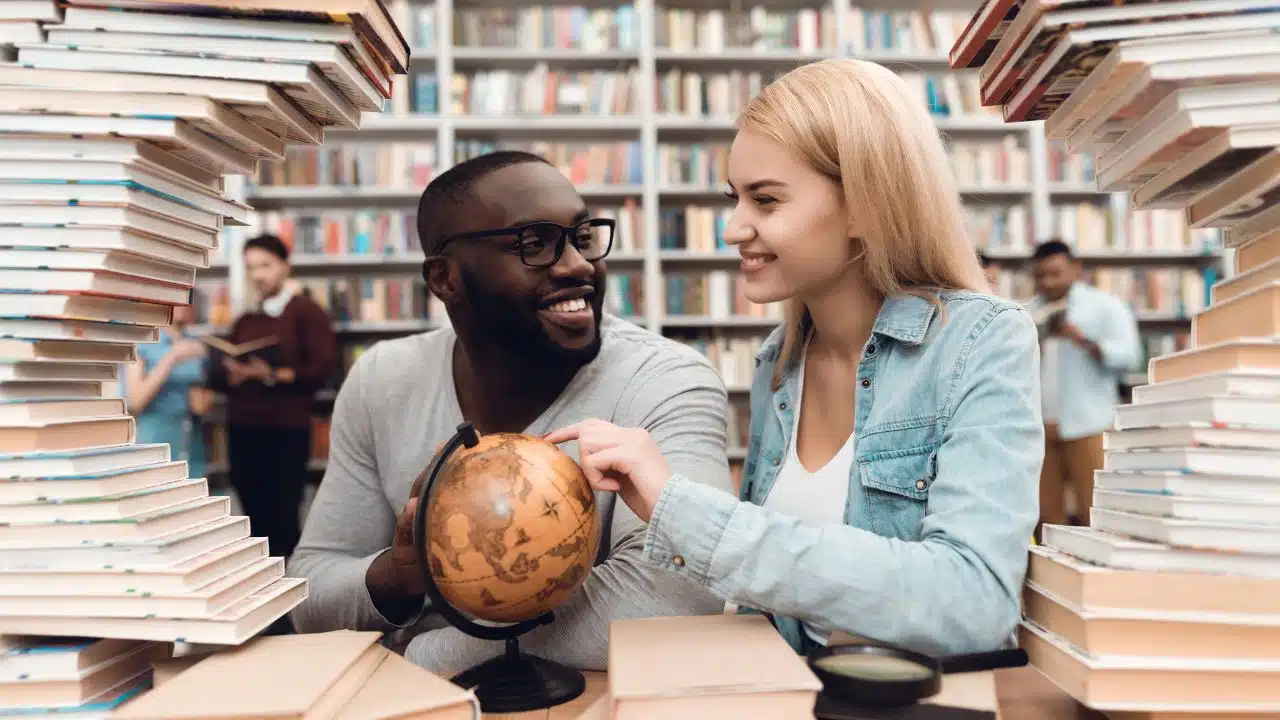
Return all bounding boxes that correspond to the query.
[938,648,1028,675]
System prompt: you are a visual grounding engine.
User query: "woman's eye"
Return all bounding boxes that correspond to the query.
[754,195,777,206]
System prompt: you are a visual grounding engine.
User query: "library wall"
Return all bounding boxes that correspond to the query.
[198,0,1226,486]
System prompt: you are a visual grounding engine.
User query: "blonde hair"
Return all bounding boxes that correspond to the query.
[737,58,990,388]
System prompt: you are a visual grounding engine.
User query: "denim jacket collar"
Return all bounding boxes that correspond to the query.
[755,294,939,365]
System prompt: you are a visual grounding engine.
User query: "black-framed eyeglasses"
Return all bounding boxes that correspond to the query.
[437,218,616,268]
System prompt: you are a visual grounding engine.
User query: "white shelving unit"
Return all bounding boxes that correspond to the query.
[206,0,1221,355]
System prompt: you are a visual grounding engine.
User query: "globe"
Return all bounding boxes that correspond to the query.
[423,432,601,624]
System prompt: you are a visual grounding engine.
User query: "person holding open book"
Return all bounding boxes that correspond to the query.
[1028,240,1141,537]
[545,59,1044,658]
[205,234,338,562]
[124,302,211,480]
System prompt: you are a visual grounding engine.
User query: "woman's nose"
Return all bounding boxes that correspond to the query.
[722,207,754,246]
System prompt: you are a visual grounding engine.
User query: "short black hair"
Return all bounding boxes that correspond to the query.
[244,233,289,261]
[417,150,552,255]
[1032,239,1073,262]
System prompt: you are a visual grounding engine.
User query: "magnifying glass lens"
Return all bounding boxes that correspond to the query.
[813,653,936,682]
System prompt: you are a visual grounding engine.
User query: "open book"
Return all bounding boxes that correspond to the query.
[199,335,279,366]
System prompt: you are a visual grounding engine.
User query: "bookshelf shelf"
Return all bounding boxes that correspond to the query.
[248,186,423,203]
[662,315,781,329]
[453,47,640,62]
[453,115,643,131]
[289,253,426,268]
[334,319,436,333]
[653,49,832,64]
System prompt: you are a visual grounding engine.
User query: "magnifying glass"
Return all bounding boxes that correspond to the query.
[808,643,1028,713]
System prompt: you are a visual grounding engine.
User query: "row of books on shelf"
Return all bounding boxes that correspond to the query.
[249,202,644,258]
[297,276,444,328]
[237,203,1218,264]
[991,267,1214,319]
[453,5,639,53]
[391,67,1006,122]
[450,67,640,117]
[432,5,980,59]
[255,142,436,190]
[250,138,1046,194]
[658,5,829,55]
[976,205,1222,258]
[196,266,1214,333]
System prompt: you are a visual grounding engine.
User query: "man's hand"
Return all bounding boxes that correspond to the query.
[245,355,272,380]
[223,358,252,387]
[365,443,445,624]
[1058,322,1103,362]
[224,356,276,387]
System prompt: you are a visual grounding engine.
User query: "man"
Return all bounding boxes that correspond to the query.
[287,151,733,673]
[1029,240,1141,537]
[207,233,337,563]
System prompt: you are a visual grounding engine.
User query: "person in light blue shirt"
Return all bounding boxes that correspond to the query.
[124,303,210,480]
[1028,239,1141,537]
[545,58,1043,658]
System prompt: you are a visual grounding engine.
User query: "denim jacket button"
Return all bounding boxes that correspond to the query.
[779,401,788,410]
[772,455,781,466]
[860,378,872,389]
[916,479,927,490]
[866,344,877,356]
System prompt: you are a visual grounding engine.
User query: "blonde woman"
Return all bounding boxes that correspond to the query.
[546,59,1043,656]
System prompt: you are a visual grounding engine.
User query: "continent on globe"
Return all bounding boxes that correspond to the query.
[424,432,601,624]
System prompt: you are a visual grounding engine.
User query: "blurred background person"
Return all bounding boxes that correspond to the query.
[206,234,338,562]
[124,303,211,480]
[1029,239,1141,538]
[977,250,1000,289]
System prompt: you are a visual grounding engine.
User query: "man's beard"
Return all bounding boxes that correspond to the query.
[458,266,604,366]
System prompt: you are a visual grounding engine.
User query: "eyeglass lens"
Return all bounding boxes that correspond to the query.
[519,220,613,267]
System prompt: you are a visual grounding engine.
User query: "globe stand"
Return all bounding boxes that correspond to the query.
[413,423,587,714]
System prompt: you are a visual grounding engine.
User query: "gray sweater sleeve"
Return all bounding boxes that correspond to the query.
[403,351,734,674]
[286,349,403,634]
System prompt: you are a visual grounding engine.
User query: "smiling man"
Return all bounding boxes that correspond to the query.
[287,151,733,673]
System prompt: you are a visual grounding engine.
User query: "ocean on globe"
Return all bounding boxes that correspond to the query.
[424,432,601,624]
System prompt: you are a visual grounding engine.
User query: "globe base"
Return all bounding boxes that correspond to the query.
[451,638,586,713]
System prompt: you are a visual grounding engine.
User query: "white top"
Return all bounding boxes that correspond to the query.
[1040,338,1062,423]
[762,344,854,646]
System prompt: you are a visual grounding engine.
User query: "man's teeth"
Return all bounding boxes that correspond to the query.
[548,298,588,313]
[742,256,772,267]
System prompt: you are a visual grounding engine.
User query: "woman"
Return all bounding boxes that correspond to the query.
[124,303,210,479]
[546,59,1043,657]
[205,234,338,560]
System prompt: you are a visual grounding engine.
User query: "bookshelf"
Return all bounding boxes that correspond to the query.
[195,0,1228,472]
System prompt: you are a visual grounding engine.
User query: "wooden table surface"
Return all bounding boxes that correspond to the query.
[484,666,1106,720]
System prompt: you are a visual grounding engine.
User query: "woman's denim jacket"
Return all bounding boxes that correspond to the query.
[642,291,1044,656]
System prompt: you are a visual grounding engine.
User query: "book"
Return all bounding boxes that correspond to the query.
[199,335,281,369]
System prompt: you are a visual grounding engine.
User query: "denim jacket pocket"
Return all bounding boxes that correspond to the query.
[858,444,936,541]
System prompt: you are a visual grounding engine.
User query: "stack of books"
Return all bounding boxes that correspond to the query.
[0,0,407,715]
[952,1,1280,717]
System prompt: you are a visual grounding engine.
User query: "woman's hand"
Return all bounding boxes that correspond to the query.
[544,419,672,523]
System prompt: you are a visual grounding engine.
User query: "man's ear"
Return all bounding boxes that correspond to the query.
[424,257,461,303]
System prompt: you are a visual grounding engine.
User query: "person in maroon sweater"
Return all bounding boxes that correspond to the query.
[206,234,338,561]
